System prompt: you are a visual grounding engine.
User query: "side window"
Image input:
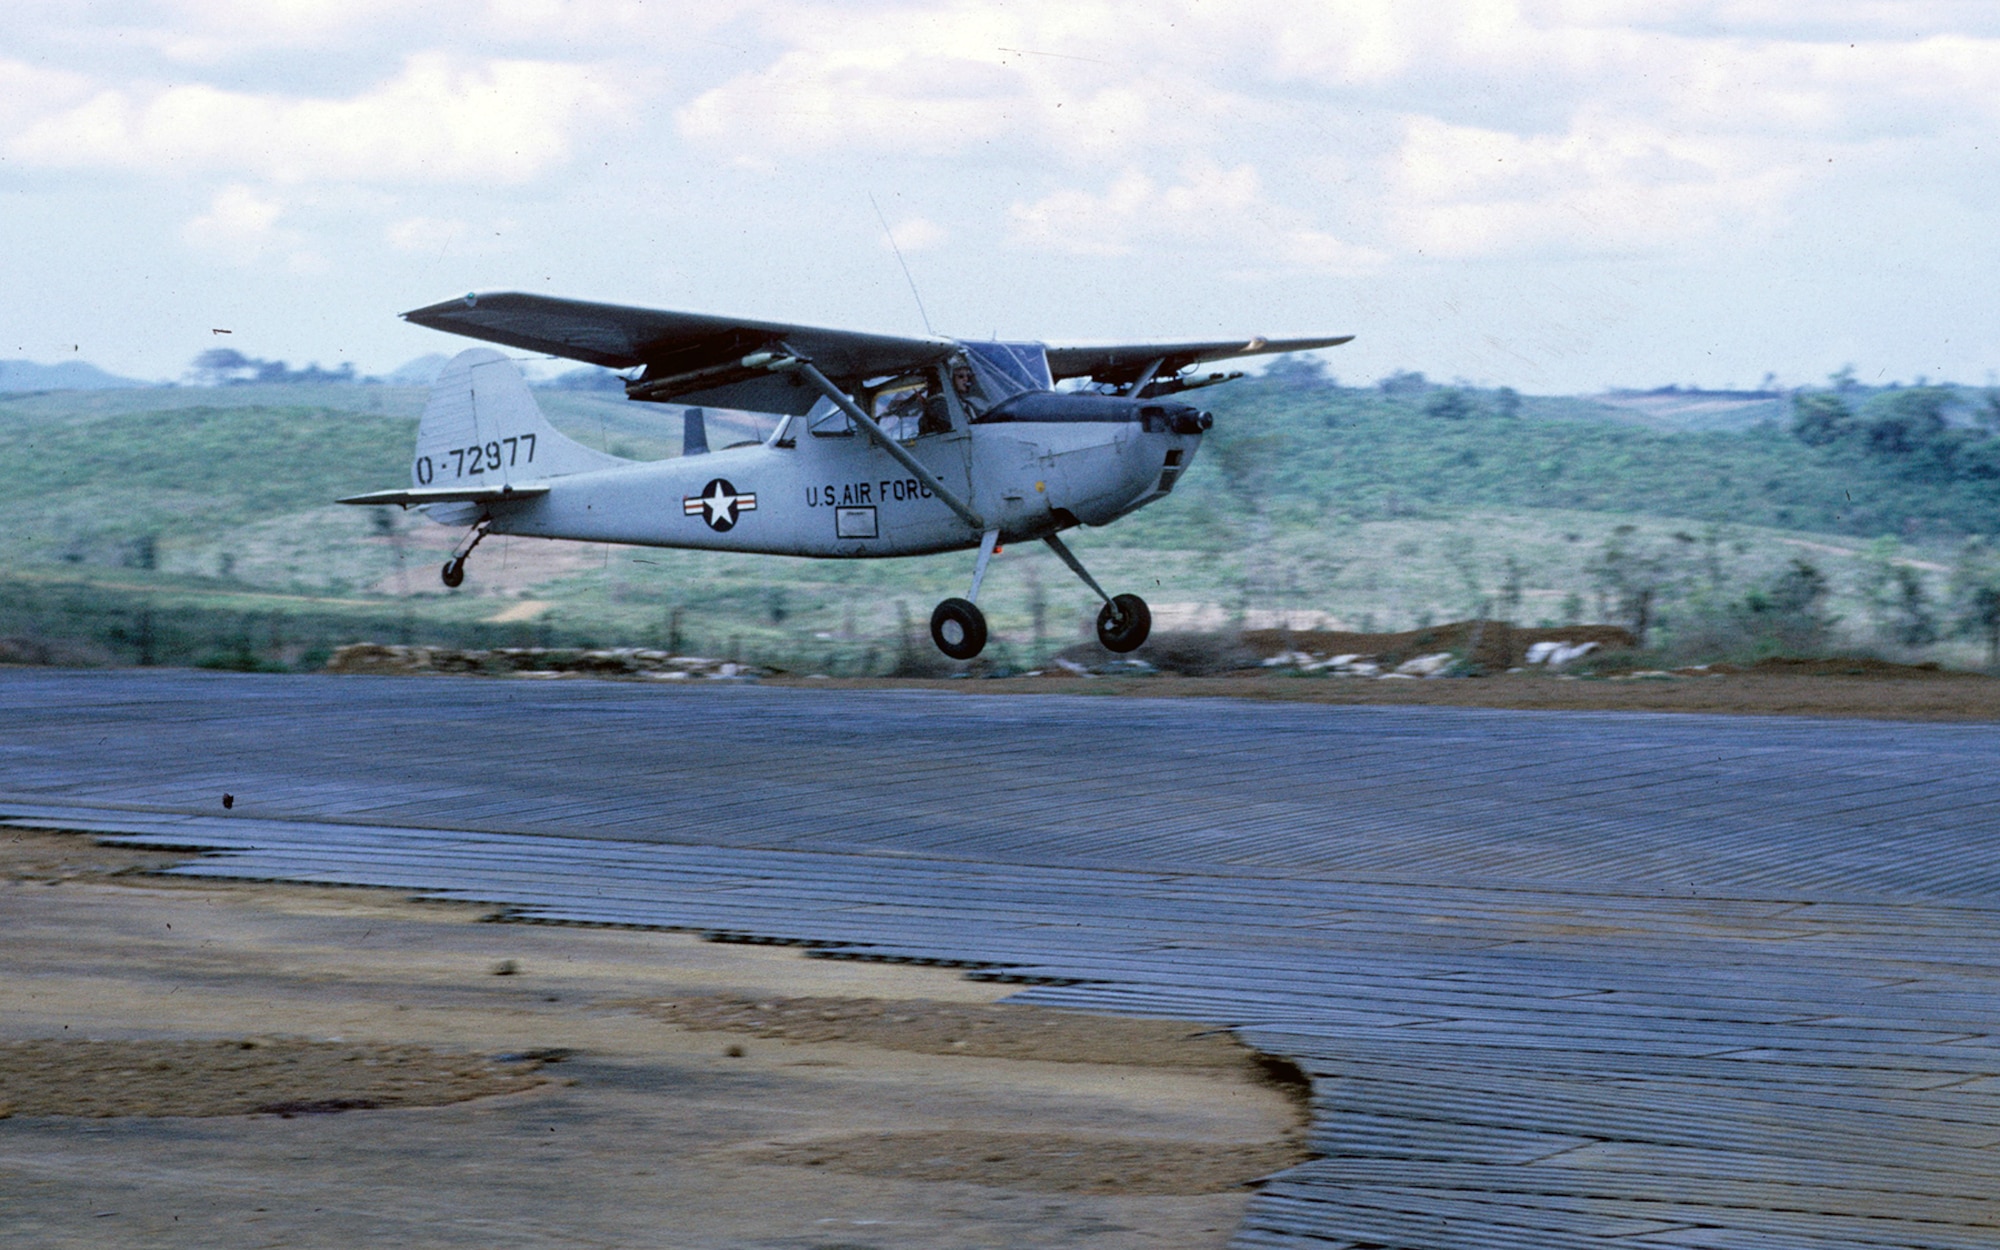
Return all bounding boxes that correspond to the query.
[873,383,925,440]
[874,379,955,440]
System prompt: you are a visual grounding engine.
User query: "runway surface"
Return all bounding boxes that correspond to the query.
[6,668,2000,1248]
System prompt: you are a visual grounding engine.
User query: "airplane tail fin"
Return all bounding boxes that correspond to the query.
[409,348,626,524]
[415,347,625,489]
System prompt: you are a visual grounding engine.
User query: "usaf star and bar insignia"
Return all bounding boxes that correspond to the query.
[684,478,757,532]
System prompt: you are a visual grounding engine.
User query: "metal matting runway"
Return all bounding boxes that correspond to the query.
[5,669,2000,1248]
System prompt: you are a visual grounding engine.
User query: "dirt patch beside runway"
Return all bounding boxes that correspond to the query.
[638,993,1266,1070]
[777,666,2000,720]
[0,827,1300,1248]
[741,1129,1301,1194]
[0,1039,549,1119]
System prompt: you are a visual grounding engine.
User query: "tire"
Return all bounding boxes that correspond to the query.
[930,597,988,660]
[1095,594,1151,653]
[440,559,465,589]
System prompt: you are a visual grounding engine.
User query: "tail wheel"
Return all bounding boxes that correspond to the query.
[441,559,465,589]
[930,597,988,660]
[1095,594,1151,653]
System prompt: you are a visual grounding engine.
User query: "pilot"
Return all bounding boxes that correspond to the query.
[949,360,985,419]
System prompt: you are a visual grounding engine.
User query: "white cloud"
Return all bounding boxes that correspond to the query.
[0,57,96,133]
[674,3,1247,162]
[885,216,949,253]
[385,215,467,254]
[384,213,519,255]
[5,53,626,184]
[182,184,287,262]
[1389,113,1799,257]
[677,41,1021,158]
[1011,161,1386,274]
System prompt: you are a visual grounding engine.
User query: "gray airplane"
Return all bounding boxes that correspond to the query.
[341,293,1350,659]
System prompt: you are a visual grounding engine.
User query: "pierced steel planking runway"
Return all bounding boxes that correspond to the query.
[5,668,2000,1249]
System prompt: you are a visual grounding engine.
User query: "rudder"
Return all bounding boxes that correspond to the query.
[414,349,625,502]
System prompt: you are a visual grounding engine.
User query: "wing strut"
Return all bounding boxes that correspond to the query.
[789,354,987,532]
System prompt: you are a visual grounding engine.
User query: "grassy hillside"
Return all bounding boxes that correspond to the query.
[1130,378,2000,542]
[2,378,1994,671]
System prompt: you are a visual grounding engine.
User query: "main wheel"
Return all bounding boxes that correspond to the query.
[440,558,465,588]
[1095,593,1151,653]
[930,597,988,660]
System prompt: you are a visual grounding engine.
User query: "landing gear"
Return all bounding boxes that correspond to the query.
[925,528,1152,660]
[440,520,490,589]
[1044,533,1151,654]
[930,598,988,660]
[1095,593,1152,653]
[928,530,1000,660]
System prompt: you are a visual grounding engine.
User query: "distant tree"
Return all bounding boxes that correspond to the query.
[1856,537,1901,642]
[1891,565,1938,647]
[1378,370,1429,396]
[1497,554,1525,621]
[187,349,355,386]
[1861,387,1951,458]
[1585,525,1671,643]
[544,366,628,392]
[1263,354,1334,389]
[1735,558,1836,653]
[1949,537,2000,666]
[1980,390,2000,435]
[190,348,257,385]
[1424,389,1473,420]
[1966,588,2000,668]
[1791,392,1854,447]
[1494,386,1521,418]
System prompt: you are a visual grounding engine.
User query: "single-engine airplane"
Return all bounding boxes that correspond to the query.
[340,293,1350,659]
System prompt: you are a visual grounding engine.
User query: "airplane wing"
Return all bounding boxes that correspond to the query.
[403,292,956,414]
[1044,334,1354,387]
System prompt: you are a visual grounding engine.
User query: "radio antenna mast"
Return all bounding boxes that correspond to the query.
[869,193,934,336]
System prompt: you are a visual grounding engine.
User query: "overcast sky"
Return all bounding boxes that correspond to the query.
[5,1,2000,392]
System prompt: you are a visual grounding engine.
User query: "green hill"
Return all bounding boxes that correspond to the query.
[1,378,1994,670]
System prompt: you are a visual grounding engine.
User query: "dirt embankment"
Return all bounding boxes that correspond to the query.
[781,655,2000,720]
[0,1039,550,1119]
[0,826,1307,1248]
[640,993,1312,1194]
[637,993,1265,1070]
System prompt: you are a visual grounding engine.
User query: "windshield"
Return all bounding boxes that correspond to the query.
[961,341,1052,401]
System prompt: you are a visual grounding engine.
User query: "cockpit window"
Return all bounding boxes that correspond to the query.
[961,341,1053,401]
[805,395,853,437]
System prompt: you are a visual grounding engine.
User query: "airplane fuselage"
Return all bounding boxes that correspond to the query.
[467,398,1204,558]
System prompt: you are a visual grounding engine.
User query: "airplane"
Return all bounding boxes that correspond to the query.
[340,293,1350,659]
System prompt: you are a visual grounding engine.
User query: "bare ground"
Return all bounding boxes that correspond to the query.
[0,828,1305,1249]
[775,665,2000,721]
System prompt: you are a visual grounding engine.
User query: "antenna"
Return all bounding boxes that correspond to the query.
[870,193,933,336]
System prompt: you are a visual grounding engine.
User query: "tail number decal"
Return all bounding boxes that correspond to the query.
[684,479,757,532]
[420,434,537,483]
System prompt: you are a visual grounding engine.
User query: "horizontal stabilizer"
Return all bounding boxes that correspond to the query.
[336,483,549,508]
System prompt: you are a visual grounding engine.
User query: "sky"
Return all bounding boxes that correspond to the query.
[4,1,2000,393]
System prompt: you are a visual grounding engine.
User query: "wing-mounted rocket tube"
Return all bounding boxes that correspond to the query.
[1140,370,1243,398]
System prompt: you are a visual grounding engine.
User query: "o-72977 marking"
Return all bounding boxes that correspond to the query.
[414,433,536,485]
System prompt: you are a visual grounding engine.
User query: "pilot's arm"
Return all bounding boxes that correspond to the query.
[919,382,952,435]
